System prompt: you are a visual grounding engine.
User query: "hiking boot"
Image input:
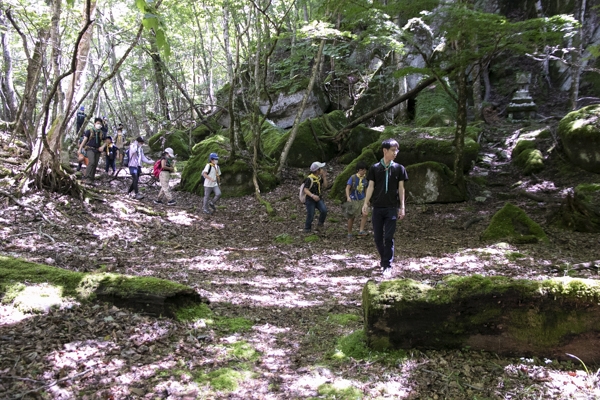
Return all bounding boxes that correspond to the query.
[382,268,393,278]
[315,224,324,232]
[209,201,216,211]
[153,199,163,204]
[203,209,212,214]
[135,194,145,200]
[167,200,176,205]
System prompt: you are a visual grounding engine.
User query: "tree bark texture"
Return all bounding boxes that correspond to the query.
[0,10,18,120]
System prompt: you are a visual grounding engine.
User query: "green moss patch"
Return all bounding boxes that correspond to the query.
[316,381,364,400]
[513,147,544,175]
[176,304,254,333]
[0,255,204,317]
[195,367,251,392]
[481,203,548,244]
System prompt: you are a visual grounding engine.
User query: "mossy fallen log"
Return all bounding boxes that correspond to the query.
[363,275,600,363]
[0,255,208,318]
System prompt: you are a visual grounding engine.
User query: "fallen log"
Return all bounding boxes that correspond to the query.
[363,275,600,363]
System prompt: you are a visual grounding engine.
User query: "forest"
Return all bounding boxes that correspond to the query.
[1,0,600,398]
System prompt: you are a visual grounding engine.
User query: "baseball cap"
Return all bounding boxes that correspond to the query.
[310,161,326,172]
[209,153,219,160]
[164,148,175,157]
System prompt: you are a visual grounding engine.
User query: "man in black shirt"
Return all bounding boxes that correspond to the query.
[78,117,106,181]
[362,138,408,276]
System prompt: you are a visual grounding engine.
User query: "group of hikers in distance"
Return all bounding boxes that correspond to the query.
[73,106,222,209]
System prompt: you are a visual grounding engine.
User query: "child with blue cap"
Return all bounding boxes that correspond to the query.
[202,153,221,214]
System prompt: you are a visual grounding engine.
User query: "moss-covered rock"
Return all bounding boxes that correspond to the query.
[345,125,382,156]
[0,255,206,317]
[266,111,347,167]
[180,134,277,197]
[363,275,600,362]
[513,147,544,175]
[383,126,480,173]
[481,202,548,244]
[148,130,193,160]
[405,161,466,203]
[558,104,600,173]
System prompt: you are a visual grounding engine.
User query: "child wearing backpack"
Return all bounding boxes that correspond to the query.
[202,153,221,214]
[343,161,369,238]
[303,161,328,233]
[154,148,176,205]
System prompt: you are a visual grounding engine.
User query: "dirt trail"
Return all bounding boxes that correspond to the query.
[1,123,600,399]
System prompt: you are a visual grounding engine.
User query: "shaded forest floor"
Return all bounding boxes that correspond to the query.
[1,120,600,399]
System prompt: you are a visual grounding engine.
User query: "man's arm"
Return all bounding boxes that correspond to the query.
[362,180,375,215]
[78,135,88,153]
[398,180,405,219]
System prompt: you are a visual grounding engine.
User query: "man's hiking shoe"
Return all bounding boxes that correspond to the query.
[134,194,145,200]
[209,201,216,211]
[167,200,176,205]
[347,233,353,238]
[357,231,369,236]
[315,224,324,232]
[382,268,392,278]
[303,229,311,234]
[153,199,163,204]
[203,209,212,214]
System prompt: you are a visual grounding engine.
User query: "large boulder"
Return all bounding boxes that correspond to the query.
[384,126,480,173]
[266,111,347,168]
[148,130,192,160]
[558,105,600,173]
[180,134,277,197]
[363,275,600,363]
[481,203,548,244]
[405,162,467,203]
[259,87,330,129]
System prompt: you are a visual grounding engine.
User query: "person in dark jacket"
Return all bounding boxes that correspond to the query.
[77,117,106,181]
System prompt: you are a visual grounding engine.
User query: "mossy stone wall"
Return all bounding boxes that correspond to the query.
[405,161,466,203]
[363,275,600,362]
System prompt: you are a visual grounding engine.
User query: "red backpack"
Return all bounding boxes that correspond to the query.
[152,159,163,178]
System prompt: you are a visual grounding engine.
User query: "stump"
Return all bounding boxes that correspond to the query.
[363,275,600,363]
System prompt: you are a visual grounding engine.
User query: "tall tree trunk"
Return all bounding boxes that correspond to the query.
[0,10,18,121]
[14,29,49,147]
[569,0,586,111]
[149,36,170,122]
[276,39,325,180]
[472,63,483,121]
[453,67,467,185]
[49,0,63,124]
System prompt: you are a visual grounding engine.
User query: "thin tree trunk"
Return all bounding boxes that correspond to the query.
[472,63,483,121]
[276,39,325,180]
[453,68,467,185]
[149,36,170,122]
[0,10,18,120]
[569,0,586,111]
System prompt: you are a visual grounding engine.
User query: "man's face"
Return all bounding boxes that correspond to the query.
[383,146,399,162]
[357,168,367,176]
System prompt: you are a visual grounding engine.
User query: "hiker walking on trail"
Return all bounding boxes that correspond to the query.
[303,161,328,233]
[127,136,153,200]
[362,139,408,277]
[103,136,117,175]
[344,161,369,238]
[77,117,106,182]
[202,153,221,214]
[154,147,176,206]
